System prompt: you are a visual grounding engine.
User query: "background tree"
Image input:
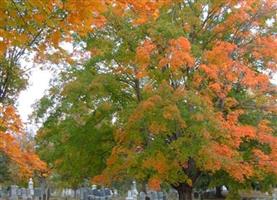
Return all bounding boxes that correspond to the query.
[33,65,121,187]
[0,0,168,186]
[0,105,47,183]
[0,0,55,183]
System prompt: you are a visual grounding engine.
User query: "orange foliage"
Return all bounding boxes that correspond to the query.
[148,177,161,191]
[200,142,254,182]
[136,40,156,78]
[201,40,273,99]
[92,174,111,185]
[159,37,194,69]
[143,152,168,175]
[148,122,167,135]
[0,105,47,178]
[99,0,277,190]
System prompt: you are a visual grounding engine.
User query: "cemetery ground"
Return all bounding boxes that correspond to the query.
[1,180,277,200]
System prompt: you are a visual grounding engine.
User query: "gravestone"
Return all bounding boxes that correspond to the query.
[126,190,134,200]
[131,181,138,200]
[157,192,165,200]
[28,178,34,197]
[76,189,81,199]
[65,188,74,198]
[146,191,153,200]
[87,188,94,200]
[34,188,41,200]
[80,188,85,200]
[221,185,228,197]
[272,189,277,200]
[113,189,118,197]
[139,191,146,200]
[10,185,18,200]
[21,188,28,200]
[0,189,5,199]
[152,192,158,200]
[0,190,2,198]
[85,188,90,200]
[80,187,90,200]
[16,188,22,197]
[94,189,102,200]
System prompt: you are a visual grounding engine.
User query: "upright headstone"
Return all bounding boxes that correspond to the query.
[28,178,34,197]
[89,187,95,200]
[0,188,3,199]
[139,191,146,200]
[157,192,165,200]
[100,189,106,200]
[17,188,22,197]
[34,188,42,200]
[10,185,18,200]
[113,189,118,197]
[80,188,85,200]
[76,189,81,199]
[94,189,102,200]
[131,181,138,200]
[80,187,89,200]
[126,190,134,200]
[221,185,228,197]
[104,188,112,199]
[153,192,158,200]
[22,188,28,200]
[272,188,277,200]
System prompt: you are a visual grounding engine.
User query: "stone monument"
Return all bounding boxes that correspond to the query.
[126,190,134,200]
[28,178,34,197]
[10,185,18,200]
[131,181,138,200]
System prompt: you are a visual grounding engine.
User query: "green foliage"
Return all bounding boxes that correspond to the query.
[33,2,277,197]
[0,153,10,183]
[0,58,27,104]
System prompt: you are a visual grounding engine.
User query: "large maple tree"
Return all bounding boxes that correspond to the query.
[34,0,277,199]
[92,2,277,198]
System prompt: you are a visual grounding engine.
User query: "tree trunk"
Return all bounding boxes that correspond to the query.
[176,183,193,200]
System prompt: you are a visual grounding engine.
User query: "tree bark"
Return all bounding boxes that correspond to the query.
[175,183,193,200]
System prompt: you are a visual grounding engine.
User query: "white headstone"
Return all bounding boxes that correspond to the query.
[10,185,18,200]
[131,181,138,200]
[139,191,146,200]
[114,189,118,196]
[22,188,27,200]
[126,190,134,200]
[28,178,34,196]
[153,192,158,200]
[221,185,228,197]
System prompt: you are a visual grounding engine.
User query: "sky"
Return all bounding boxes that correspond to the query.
[17,42,74,125]
[17,68,52,123]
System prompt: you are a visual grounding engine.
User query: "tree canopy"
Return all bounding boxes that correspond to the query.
[1,0,276,199]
